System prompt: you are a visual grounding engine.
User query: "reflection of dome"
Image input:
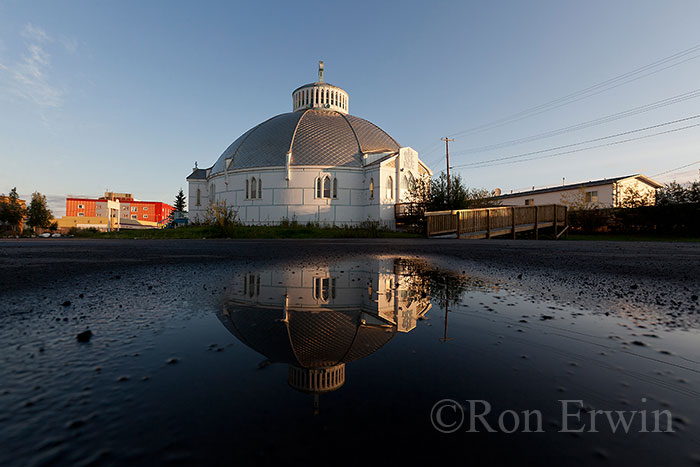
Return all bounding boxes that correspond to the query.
[217,258,433,402]
[218,306,396,369]
[210,110,400,175]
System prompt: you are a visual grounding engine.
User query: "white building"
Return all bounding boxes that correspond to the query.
[186,62,432,228]
[494,174,663,208]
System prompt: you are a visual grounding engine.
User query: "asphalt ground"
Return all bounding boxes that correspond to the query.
[2,237,699,324]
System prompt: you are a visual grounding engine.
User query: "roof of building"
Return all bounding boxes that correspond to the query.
[292,81,344,93]
[217,305,396,369]
[186,168,208,180]
[495,174,663,199]
[208,109,400,176]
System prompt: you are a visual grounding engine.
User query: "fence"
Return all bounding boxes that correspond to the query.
[425,204,568,239]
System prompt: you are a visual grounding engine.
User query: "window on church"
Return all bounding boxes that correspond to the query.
[248,274,256,297]
[401,175,408,190]
[387,176,393,200]
[323,176,331,198]
[258,178,262,199]
[332,178,338,198]
[250,178,257,199]
[316,178,322,198]
[408,173,415,190]
[370,178,374,199]
[196,188,201,206]
[313,277,330,302]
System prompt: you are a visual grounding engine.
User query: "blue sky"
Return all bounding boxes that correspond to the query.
[1,0,699,215]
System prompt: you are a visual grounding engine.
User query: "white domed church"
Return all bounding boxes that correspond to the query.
[186,62,432,228]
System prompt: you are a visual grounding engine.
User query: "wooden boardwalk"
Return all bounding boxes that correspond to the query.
[425,204,569,239]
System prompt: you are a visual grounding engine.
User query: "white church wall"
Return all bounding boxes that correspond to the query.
[187,149,425,229]
[187,179,208,223]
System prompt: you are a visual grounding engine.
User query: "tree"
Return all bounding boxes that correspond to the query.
[26,191,54,231]
[0,187,27,232]
[656,179,700,205]
[618,185,655,208]
[174,188,187,212]
[559,188,600,211]
[204,200,239,228]
[407,172,500,211]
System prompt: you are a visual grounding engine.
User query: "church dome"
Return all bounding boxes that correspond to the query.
[210,62,399,176]
[217,305,397,369]
[210,110,400,175]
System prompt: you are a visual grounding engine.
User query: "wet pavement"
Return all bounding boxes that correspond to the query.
[1,239,699,465]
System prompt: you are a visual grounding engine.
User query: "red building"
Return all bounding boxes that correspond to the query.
[66,192,174,225]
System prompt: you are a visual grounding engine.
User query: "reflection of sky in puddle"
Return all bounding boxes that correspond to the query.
[2,255,699,465]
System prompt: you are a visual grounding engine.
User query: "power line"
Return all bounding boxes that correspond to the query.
[652,160,700,177]
[452,115,700,169]
[449,88,700,157]
[452,120,700,170]
[447,43,700,139]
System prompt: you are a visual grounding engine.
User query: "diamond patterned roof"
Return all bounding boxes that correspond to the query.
[218,305,397,369]
[209,110,400,175]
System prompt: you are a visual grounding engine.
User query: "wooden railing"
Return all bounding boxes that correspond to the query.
[395,203,427,219]
[425,204,569,239]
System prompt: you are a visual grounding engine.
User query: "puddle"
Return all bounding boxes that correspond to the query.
[1,255,699,465]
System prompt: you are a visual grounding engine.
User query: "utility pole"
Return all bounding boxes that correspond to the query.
[441,137,454,198]
[440,277,452,342]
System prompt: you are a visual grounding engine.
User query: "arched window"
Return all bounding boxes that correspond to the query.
[332,178,338,198]
[408,172,415,190]
[386,176,393,200]
[313,277,330,302]
[316,178,322,198]
[196,188,201,206]
[370,178,374,199]
[258,178,262,199]
[251,177,257,199]
[323,176,331,198]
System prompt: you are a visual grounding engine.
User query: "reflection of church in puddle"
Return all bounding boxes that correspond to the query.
[217,258,431,407]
